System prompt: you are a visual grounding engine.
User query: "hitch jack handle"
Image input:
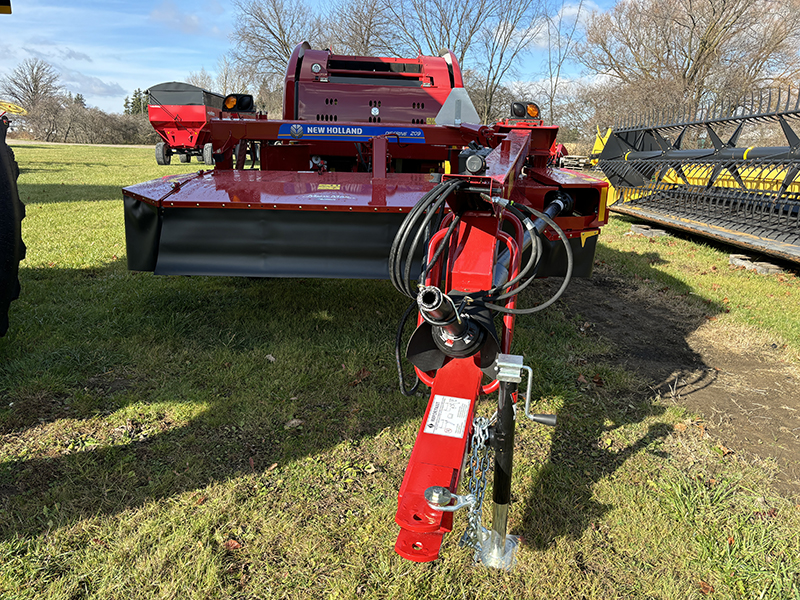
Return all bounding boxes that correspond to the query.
[500,356,557,427]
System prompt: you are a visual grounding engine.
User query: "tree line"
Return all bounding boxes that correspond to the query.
[0,58,156,144]
[2,0,799,147]
[190,0,800,148]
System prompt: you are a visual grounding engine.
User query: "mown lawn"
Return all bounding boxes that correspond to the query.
[1,143,798,599]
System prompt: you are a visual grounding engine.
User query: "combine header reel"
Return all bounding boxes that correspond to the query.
[596,89,800,263]
[123,44,608,567]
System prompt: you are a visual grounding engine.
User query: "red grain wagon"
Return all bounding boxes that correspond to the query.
[146,82,224,165]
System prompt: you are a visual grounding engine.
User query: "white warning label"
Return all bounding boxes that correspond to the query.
[423,395,471,438]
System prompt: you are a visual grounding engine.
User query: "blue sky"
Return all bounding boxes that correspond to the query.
[0,0,235,112]
[0,0,615,114]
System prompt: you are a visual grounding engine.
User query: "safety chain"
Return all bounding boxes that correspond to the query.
[459,416,491,556]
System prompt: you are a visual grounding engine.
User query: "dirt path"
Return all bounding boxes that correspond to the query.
[547,265,800,499]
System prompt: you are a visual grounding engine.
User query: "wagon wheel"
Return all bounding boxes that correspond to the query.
[155,142,171,165]
[179,153,190,163]
[0,121,25,336]
[203,143,214,165]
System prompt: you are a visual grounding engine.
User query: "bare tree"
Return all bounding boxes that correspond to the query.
[215,54,252,95]
[252,75,285,116]
[377,0,495,65]
[472,0,547,123]
[230,0,325,78]
[541,0,585,125]
[580,0,800,120]
[325,0,393,56]
[373,0,546,121]
[25,96,63,141]
[185,67,215,90]
[228,0,546,122]
[0,58,61,111]
[59,93,86,143]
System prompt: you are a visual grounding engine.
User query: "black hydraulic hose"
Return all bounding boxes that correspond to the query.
[402,190,455,294]
[486,203,541,298]
[390,179,462,297]
[389,183,447,293]
[491,204,554,301]
[395,299,420,396]
[355,143,368,172]
[389,186,438,294]
[419,212,462,285]
[491,232,542,301]
[485,208,573,314]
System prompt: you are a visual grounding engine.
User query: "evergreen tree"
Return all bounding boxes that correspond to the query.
[124,89,148,115]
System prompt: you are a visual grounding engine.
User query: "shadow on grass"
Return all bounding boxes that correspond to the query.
[18,183,150,204]
[519,243,724,549]
[1,244,723,549]
[0,261,426,540]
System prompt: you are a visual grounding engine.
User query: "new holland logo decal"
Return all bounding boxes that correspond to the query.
[278,123,426,144]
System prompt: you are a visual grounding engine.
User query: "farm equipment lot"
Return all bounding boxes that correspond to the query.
[1,143,799,598]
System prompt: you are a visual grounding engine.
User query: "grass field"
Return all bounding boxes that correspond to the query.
[1,143,799,599]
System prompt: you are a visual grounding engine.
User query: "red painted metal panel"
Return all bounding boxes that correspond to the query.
[148,104,220,149]
[447,214,500,292]
[289,46,456,126]
[394,358,483,562]
[123,171,441,212]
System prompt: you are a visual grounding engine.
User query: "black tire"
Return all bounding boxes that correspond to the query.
[203,143,214,165]
[179,153,190,163]
[0,121,25,337]
[155,141,171,165]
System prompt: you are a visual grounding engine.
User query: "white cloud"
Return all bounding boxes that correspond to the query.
[20,44,92,63]
[58,67,126,97]
[204,0,225,16]
[61,48,93,62]
[0,1,233,112]
[148,0,226,38]
[559,0,602,22]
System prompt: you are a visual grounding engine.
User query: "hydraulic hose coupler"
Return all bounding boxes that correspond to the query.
[550,191,574,215]
[417,286,486,359]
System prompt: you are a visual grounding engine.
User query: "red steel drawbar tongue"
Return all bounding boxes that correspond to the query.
[395,358,483,561]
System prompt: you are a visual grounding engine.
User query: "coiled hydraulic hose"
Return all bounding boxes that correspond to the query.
[391,183,575,394]
[484,201,573,314]
[389,179,463,298]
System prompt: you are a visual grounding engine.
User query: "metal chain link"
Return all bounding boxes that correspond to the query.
[459,416,491,555]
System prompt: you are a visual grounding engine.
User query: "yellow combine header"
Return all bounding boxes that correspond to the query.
[595,89,800,263]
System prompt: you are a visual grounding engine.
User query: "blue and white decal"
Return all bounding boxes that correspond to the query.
[278,123,426,143]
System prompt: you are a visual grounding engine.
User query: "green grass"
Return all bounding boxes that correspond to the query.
[1,144,799,599]
[595,214,800,355]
